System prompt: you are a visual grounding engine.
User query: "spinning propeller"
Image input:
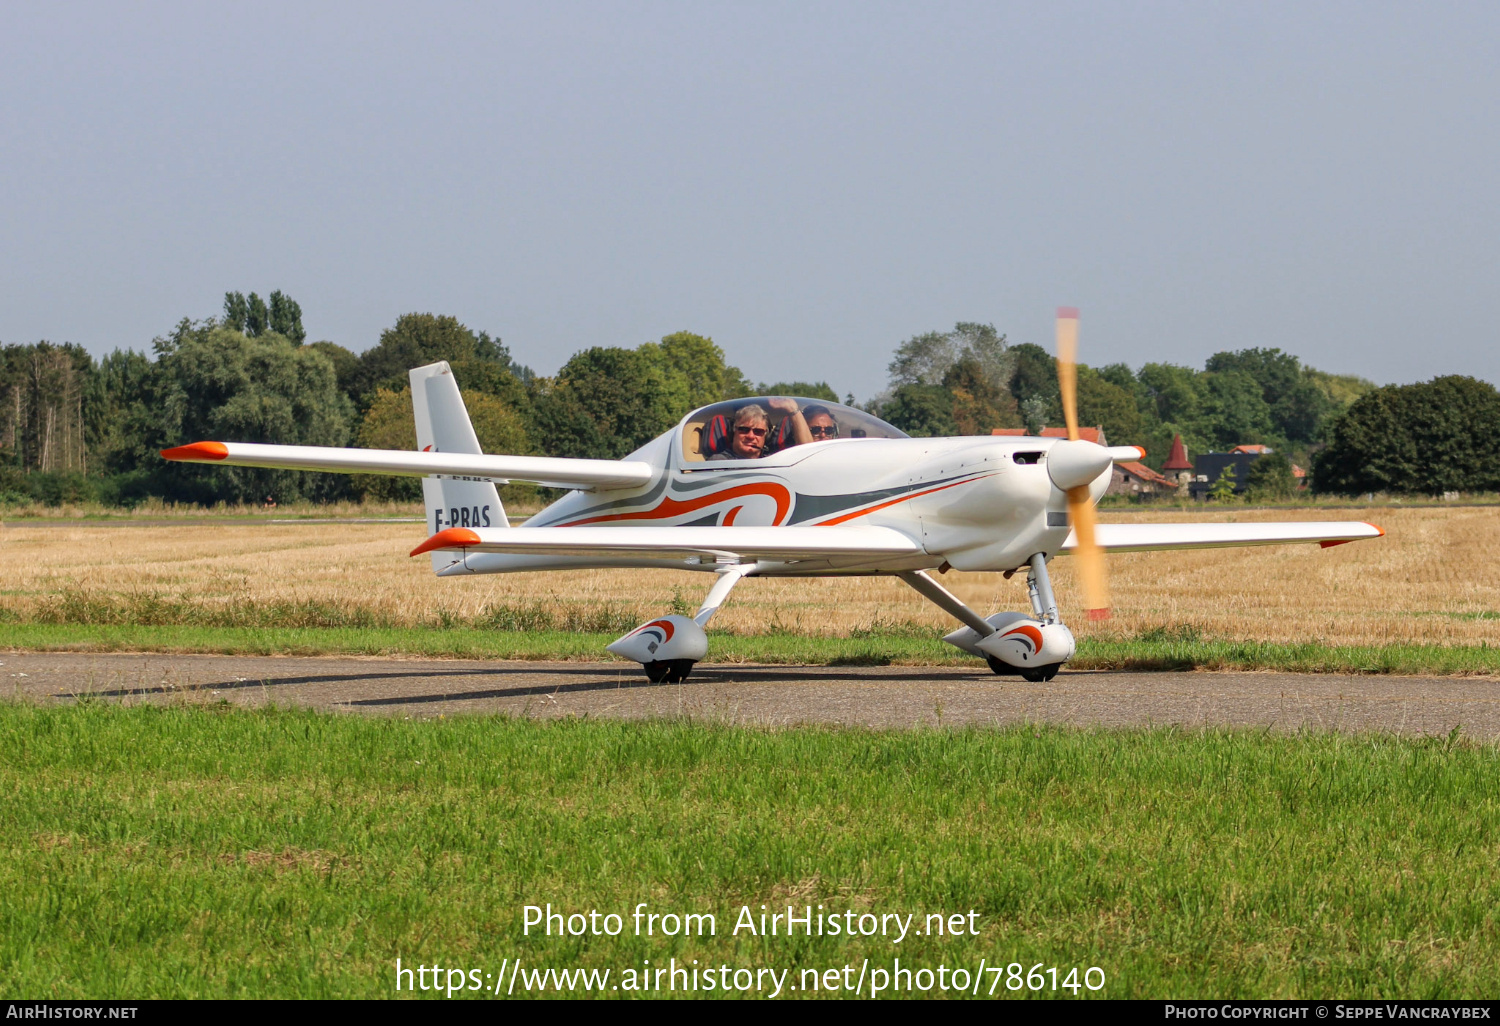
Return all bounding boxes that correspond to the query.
[1047,307,1111,620]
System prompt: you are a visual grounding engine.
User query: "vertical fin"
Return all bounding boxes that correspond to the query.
[409,361,507,574]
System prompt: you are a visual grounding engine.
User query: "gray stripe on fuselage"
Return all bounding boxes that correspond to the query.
[533,470,767,526]
[789,472,985,524]
[529,471,669,526]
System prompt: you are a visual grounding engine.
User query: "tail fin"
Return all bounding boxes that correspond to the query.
[410,362,506,572]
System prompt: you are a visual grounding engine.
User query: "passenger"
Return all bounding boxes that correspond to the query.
[709,399,812,460]
[803,404,838,441]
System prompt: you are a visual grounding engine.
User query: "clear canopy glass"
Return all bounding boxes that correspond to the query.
[680,397,908,463]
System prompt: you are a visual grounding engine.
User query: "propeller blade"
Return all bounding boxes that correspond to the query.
[1056,306,1109,618]
[1056,307,1080,442]
[1066,484,1111,620]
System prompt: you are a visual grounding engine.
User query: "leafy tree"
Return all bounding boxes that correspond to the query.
[0,342,95,476]
[889,323,1012,390]
[1007,343,1061,429]
[150,321,353,503]
[655,331,751,407]
[222,292,249,333]
[268,290,306,344]
[881,384,958,437]
[306,342,360,400]
[759,381,840,402]
[1020,396,1051,435]
[1205,347,1343,445]
[351,313,506,402]
[888,330,957,387]
[1244,450,1296,501]
[1097,363,1138,392]
[532,346,688,459]
[1137,362,1204,428]
[1201,370,1274,450]
[223,290,305,343]
[245,293,269,337]
[942,356,1019,434]
[1312,376,1500,495]
[1306,369,1376,409]
[1077,367,1141,443]
[1207,463,1239,501]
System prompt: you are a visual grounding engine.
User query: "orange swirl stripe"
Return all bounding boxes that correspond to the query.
[1001,624,1044,653]
[564,482,793,527]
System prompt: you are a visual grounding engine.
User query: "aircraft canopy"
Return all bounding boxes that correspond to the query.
[680,398,908,463]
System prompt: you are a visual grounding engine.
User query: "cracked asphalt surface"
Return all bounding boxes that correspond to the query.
[2,651,1496,736]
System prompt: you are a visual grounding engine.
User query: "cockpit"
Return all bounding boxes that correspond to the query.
[679,397,908,464]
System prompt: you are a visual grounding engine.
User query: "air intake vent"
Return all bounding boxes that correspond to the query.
[1013,451,1044,465]
[1047,511,1069,527]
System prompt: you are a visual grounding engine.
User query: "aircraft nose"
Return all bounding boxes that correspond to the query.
[1046,439,1113,492]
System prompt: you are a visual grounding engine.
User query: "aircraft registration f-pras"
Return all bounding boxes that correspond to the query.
[162,310,1383,684]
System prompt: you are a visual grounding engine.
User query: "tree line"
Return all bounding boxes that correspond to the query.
[2,294,1496,504]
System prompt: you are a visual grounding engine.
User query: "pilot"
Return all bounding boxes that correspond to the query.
[709,399,812,460]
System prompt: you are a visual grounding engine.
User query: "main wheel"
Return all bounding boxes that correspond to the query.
[1020,663,1061,683]
[985,655,1020,676]
[643,659,696,684]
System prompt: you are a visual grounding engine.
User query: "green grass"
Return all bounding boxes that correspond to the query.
[4,622,1497,676]
[2,703,1497,998]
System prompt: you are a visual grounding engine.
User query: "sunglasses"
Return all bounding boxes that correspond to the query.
[735,426,767,437]
[808,425,838,438]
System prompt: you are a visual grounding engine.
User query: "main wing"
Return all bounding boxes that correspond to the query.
[159,441,652,491]
[410,525,924,561]
[1062,521,1384,554]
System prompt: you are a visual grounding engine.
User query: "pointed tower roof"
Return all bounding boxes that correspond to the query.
[1162,433,1192,471]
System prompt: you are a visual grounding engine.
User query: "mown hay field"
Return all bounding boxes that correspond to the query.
[1,506,1495,647]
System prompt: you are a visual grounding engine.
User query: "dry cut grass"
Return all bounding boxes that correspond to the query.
[0,506,1496,647]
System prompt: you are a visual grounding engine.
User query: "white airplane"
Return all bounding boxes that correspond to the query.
[162,310,1382,684]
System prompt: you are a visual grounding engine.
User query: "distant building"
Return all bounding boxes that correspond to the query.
[1187,446,1304,499]
[1109,461,1173,496]
[1189,452,1260,500]
[1161,434,1193,496]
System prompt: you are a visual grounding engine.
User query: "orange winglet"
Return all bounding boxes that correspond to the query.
[1368,522,1386,537]
[160,441,229,462]
[410,527,482,557]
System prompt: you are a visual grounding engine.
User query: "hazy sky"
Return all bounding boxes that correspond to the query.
[2,1,1496,400]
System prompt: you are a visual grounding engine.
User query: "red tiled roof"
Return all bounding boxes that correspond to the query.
[1162,433,1192,470]
[992,426,1104,444]
[1231,444,1274,454]
[1116,461,1172,487]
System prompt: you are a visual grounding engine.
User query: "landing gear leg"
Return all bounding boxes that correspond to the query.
[629,563,755,685]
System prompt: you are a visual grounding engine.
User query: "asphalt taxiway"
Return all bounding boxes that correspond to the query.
[3,651,1495,737]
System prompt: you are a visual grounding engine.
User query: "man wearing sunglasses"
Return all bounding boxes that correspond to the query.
[802,404,839,441]
[709,399,815,460]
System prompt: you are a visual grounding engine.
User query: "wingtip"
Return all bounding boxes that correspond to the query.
[410,527,482,557]
[160,441,228,462]
[1367,522,1386,537]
